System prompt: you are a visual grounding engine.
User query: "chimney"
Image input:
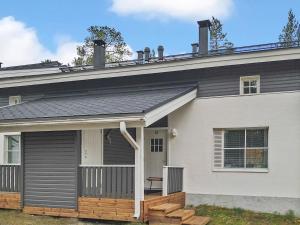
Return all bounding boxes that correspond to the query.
[191,43,199,55]
[158,45,164,60]
[144,47,150,62]
[197,20,211,55]
[136,50,144,63]
[93,39,106,68]
[0,62,2,69]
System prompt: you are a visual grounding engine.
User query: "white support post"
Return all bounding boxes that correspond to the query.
[134,144,141,218]
[137,127,144,201]
[162,166,168,196]
[135,127,144,217]
[120,122,144,219]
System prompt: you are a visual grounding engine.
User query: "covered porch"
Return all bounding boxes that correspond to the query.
[0,84,196,222]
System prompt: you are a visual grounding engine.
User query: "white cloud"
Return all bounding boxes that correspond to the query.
[110,0,234,21]
[0,16,80,67]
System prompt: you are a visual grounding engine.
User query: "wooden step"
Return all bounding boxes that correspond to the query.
[183,216,211,225]
[149,203,182,214]
[166,209,195,221]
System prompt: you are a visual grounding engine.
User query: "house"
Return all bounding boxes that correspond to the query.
[0,20,299,224]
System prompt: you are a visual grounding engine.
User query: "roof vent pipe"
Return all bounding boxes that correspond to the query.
[191,43,199,56]
[93,39,106,68]
[158,45,164,60]
[197,20,211,56]
[144,47,150,62]
[136,50,144,63]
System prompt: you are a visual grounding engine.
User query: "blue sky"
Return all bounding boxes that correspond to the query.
[0,0,299,66]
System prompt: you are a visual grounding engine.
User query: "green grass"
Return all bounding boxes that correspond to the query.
[194,205,300,225]
[0,206,299,225]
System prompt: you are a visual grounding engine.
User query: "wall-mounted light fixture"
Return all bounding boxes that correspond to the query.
[171,128,178,137]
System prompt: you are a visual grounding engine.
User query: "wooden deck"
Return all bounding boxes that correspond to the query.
[0,191,185,222]
[78,197,136,222]
[148,200,210,225]
[141,192,186,222]
[0,192,21,209]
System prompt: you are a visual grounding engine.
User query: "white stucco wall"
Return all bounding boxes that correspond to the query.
[169,91,300,199]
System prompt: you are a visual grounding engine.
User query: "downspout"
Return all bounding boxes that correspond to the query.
[120,121,139,150]
[120,122,141,218]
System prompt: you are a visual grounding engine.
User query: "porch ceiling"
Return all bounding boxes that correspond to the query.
[0,84,197,132]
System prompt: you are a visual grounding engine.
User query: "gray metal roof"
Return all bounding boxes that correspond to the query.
[0,61,64,79]
[0,61,62,71]
[0,85,196,122]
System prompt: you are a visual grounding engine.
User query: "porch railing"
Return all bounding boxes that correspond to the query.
[163,166,184,196]
[79,165,135,199]
[0,164,21,192]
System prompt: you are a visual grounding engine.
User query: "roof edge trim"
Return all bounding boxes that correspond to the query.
[0,116,145,132]
[0,48,300,89]
[144,89,197,127]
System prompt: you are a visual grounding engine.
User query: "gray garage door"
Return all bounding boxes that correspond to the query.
[23,131,79,209]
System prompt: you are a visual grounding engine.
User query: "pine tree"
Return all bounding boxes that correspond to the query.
[73,26,132,65]
[279,9,299,46]
[41,59,52,63]
[210,17,234,51]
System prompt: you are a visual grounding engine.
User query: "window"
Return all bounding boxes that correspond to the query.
[150,138,163,152]
[4,135,21,164]
[9,96,21,105]
[240,76,260,95]
[213,128,268,170]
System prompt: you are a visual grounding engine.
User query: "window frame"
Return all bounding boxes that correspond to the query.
[214,127,269,173]
[150,138,164,153]
[3,134,21,165]
[240,75,260,95]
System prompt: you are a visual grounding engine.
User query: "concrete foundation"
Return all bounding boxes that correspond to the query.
[186,193,300,216]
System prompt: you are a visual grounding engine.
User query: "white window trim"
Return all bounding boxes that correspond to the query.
[9,95,22,105]
[240,75,260,95]
[150,138,164,153]
[3,134,21,165]
[213,168,269,173]
[213,127,269,173]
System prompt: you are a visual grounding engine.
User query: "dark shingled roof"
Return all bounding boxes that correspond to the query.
[0,85,196,122]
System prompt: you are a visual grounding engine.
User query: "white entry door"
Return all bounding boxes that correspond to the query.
[144,129,168,189]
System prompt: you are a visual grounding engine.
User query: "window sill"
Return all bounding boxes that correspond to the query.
[0,163,21,166]
[213,168,269,173]
[239,93,260,96]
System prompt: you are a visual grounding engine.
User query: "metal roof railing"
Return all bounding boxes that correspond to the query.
[60,41,300,72]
